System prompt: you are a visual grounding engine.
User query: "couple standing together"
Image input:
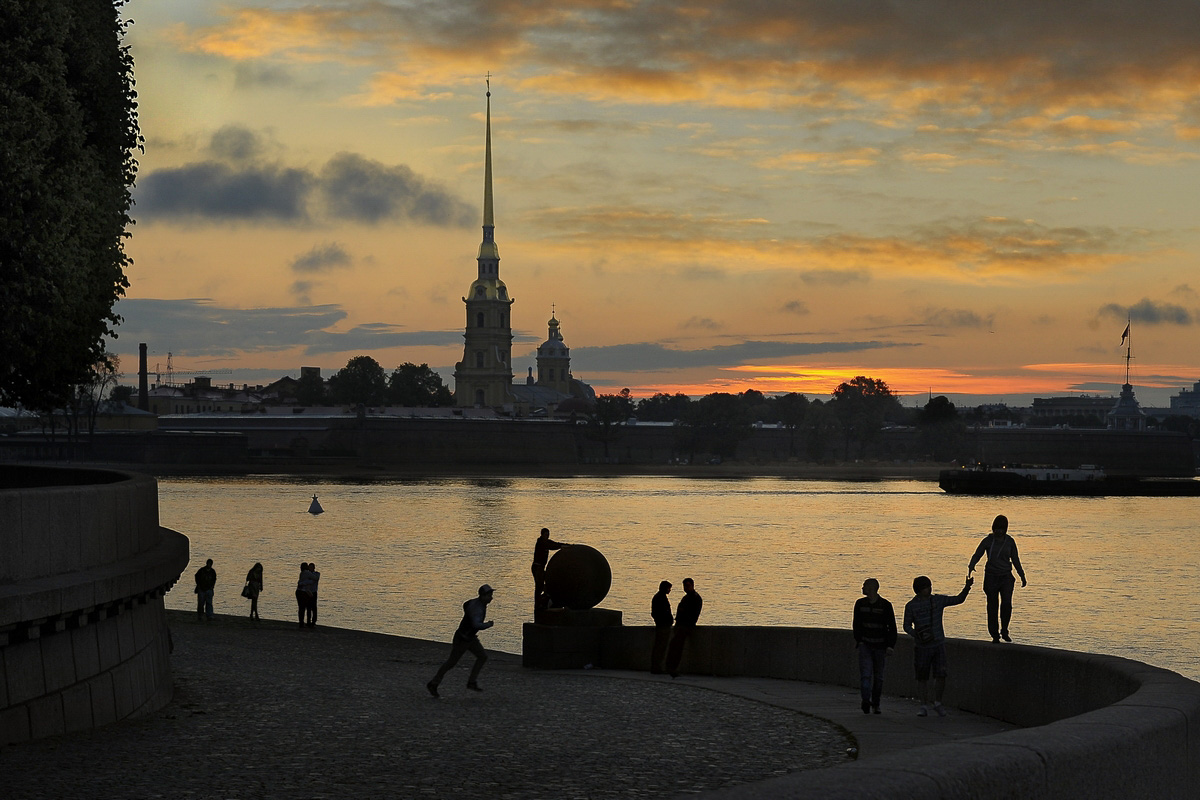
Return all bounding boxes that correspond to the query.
[650,578,703,678]
[854,514,1027,716]
[295,562,320,628]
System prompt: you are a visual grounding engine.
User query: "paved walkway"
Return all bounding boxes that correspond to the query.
[0,612,1013,799]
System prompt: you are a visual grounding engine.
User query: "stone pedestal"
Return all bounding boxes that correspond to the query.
[522,608,622,669]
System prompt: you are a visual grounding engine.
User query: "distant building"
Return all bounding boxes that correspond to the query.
[1107,382,1148,431]
[510,315,595,413]
[1169,380,1200,418]
[1029,395,1116,420]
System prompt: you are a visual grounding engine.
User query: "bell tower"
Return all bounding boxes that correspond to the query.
[454,79,514,407]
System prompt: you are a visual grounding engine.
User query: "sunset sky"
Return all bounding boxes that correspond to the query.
[113,1,1200,406]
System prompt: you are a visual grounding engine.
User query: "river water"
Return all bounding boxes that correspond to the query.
[158,475,1200,681]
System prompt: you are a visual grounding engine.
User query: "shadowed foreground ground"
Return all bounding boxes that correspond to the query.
[1,612,851,799]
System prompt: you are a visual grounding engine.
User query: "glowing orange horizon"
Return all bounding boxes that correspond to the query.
[586,363,1189,399]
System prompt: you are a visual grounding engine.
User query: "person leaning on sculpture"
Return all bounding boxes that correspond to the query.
[427,584,495,697]
[243,562,263,620]
[649,580,673,674]
[531,528,568,608]
[194,559,216,621]
[852,577,897,714]
[904,574,973,717]
[968,514,1027,643]
[665,577,703,678]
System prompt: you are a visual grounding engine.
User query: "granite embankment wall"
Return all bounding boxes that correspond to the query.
[524,625,1200,798]
[0,466,190,743]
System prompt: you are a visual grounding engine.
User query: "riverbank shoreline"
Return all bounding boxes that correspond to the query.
[49,459,948,481]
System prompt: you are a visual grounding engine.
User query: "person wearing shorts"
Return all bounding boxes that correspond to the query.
[903,574,973,717]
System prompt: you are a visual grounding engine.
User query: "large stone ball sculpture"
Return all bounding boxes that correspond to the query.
[544,544,612,610]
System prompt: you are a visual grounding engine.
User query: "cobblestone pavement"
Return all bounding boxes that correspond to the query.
[1,612,852,799]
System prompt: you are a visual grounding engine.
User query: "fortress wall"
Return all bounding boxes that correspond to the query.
[0,466,189,744]
[525,625,1200,799]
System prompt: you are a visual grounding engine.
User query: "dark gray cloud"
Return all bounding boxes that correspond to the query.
[680,316,722,330]
[136,152,473,227]
[234,62,296,89]
[800,269,869,286]
[782,300,810,315]
[318,153,475,226]
[209,125,265,161]
[1099,298,1194,325]
[137,163,311,222]
[292,243,352,273]
[920,307,994,328]
[108,298,461,358]
[571,339,913,372]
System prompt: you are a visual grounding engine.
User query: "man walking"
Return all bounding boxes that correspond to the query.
[531,528,568,609]
[903,574,973,717]
[427,585,495,697]
[665,577,702,678]
[852,578,897,714]
[968,514,1027,643]
[649,580,673,674]
[194,559,216,621]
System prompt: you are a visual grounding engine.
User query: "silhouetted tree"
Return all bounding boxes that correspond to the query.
[678,392,753,460]
[109,384,135,406]
[388,363,452,407]
[831,376,903,459]
[917,395,965,461]
[635,392,692,422]
[770,392,810,457]
[328,356,387,405]
[1,1,140,411]
[295,371,328,406]
[588,388,635,459]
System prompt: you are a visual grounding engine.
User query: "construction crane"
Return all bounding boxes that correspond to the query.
[153,352,232,387]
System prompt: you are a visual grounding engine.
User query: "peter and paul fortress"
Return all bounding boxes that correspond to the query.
[453,82,594,413]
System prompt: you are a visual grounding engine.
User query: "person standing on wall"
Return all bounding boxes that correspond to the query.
[531,528,568,609]
[243,562,263,620]
[904,574,973,717]
[650,580,673,674]
[194,559,216,621]
[427,584,496,697]
[968,514,1027,643]
[666,577,703,678]
[852,577,897,714]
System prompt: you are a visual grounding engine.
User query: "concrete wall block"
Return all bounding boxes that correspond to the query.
[40,630,77,693]
[1035,711,1187,798]
[94,486,119,565]
[72,624,101,681]
[61,682,94,733]
[4,639,47,705]
[0,704,31,745]
[765,628,803,680]
[110,661,135,719]
[900,741,1049,798]
[116,610,136,661]
[0,491,23,582]
[50,487,84,574]
[97,617,122,672]
[88,672,117,727]
[113,484,134,560]
[19,491,54,580]
[597,627,651,670]
[78,485,104,569]
[678,628,713,676]
[19,585,62,623]
[59,578,98,616]
[27,693,65,740]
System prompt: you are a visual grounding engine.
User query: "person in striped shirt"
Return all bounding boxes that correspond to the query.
[852,578,897,714]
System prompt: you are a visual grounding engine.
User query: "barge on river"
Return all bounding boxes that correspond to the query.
[939,465,1200,496]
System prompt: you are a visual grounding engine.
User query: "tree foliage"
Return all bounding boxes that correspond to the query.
[388,363,453,407]
[677,392,753,460]
[635,392,692,422]
[0,1,141,410]
[295,371,327,406]
[830,376,903,459]
[588,388,635,458]
[328,356,387,405]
